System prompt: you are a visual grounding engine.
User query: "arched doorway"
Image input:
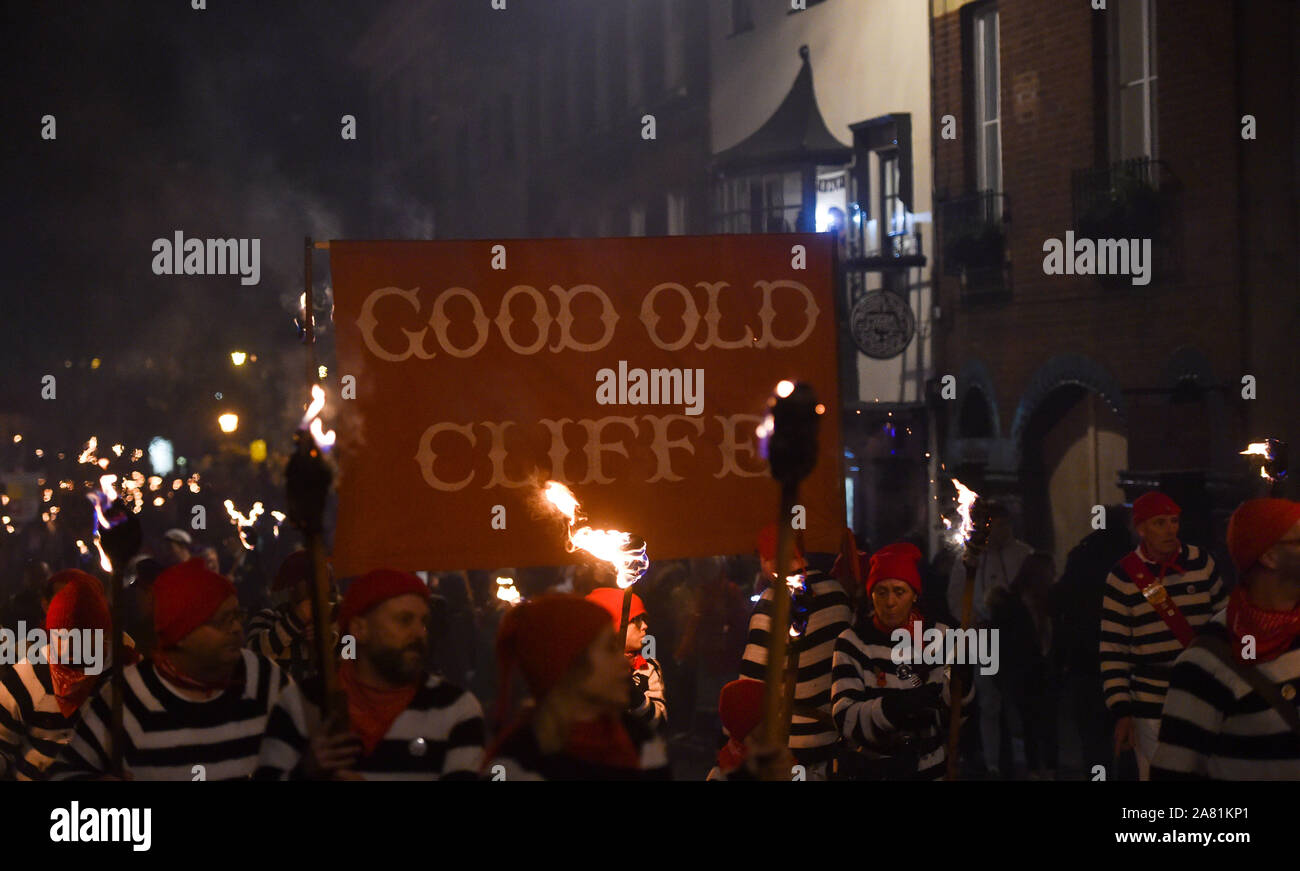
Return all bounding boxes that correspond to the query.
[1019,386,1128,563]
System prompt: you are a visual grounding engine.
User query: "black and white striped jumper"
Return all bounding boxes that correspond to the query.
[1099,544,1225,720]
[47,648,303,781]
[631,657,667,732]
[1152,612,1300,779]
[0,647,111,780]
[486,710,670,781]
[246,604,314,680]
[255,672,486,780]
[831,617,973,780]
[739,570,851,766]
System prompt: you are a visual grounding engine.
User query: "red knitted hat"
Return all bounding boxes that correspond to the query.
[585,586,646,629]
[757,523,805,562]
[718,678,765,742]
[866,542,923,595]
[1227,498,1300,576]
[1133,491,1181,526]
[338,569,429,633]
[45,571,111,636]
[496,594,612,704]
[272,549,312,592]
[153,558,238,649]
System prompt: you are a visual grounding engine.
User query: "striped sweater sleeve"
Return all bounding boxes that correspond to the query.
[0,666,29,780]
[438,688,486,780]
[739,588,774,678]
[831,631,891,748]
[1206,555,1227,614]
[253,680,314,780]
[46,685,115,781]
[1099,569,1135,717]
[1150,650,1231,780]
[246,607,305,665]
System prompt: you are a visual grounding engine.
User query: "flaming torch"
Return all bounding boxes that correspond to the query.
[495,576,522,606]
[755,380,823,780]
[223,500,265,550]
[87,473,141,776]
[286,383,341,722]
[944,477,991,780]
[542,480,650,642]
[1241,439,1288,496]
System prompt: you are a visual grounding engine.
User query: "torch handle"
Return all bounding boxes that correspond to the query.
[617,586,633,653]
[306,534,344,723]
[109,565,125,777]
[945,558,978,781]
[760,482,799,780]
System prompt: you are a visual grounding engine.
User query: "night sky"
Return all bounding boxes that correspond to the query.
[1,0,381,448]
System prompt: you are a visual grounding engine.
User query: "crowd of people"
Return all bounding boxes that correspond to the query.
[1,479,1298,781]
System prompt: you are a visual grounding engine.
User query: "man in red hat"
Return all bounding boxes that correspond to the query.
[738,522,852,780]
[1152,499,1300,778]
[49,558,304,780]
[257,568,484,780]
[831,543,973,780]
[1100,490,1225,780]
[585,586,667,732]
[246,549,337,682]
[485,594,670,780]
[0,571,135,780]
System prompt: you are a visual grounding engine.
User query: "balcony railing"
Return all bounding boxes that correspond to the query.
[938,191,1010,299]
[1071,158,1178,287]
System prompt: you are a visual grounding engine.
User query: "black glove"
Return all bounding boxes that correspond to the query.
[98,502,142,573]
[629,670,649,708]
[879,683,942,728]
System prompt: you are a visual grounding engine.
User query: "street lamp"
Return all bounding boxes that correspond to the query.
[218,413,239,434]
[231,351,247,366]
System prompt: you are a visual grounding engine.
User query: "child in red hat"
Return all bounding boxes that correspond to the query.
[585,586,667,732]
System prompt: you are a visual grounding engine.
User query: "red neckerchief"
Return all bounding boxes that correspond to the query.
[50,645,140,717]
[627,652,647,671]
[338,661,419,755]
[873,608,924,638]
[716,737,747,773]
[564,714,641,770]
[1227,585,1300,663]
[1139,541,1185,582]
[153,652,239,695]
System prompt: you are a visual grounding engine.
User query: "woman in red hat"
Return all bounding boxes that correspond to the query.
[831,543,973,780]
[585,586,667,732]
[484,594,670,780]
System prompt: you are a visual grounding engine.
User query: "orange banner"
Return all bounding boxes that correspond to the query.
[327,235,843,576]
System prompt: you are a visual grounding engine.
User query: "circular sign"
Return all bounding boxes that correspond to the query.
[850,291,916,359]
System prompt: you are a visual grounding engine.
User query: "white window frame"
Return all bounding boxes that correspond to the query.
[972,6,1002,200]
[1111,0,1158,163]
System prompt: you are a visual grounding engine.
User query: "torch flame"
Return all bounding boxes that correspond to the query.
[1241,442,1271,458]
[223,500,265,550]
[943,478,980,548]
[78,437,98,465]
[495,576,521,605]
[300,384,336,450]
[542,480,649,589]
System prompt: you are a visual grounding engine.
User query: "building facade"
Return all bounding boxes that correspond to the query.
[931,0,1298,565]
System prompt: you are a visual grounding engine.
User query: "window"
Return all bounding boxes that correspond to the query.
[972,5,1002,199]
[629,203,647,237]
[731,0,754,35]
[1111,0,1157,161]
[666,191,687,235]
[880,151,907,247]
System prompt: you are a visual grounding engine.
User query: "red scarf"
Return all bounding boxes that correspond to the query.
[563,714,641,770]
[874,608,925,637]
[1139,541,1185,581]
[338,661,419,755]
[50,642,140,718]
[628,653,647,671]
[153,652,239,696]
[1227,585,1300,663]
[716,737,747,773]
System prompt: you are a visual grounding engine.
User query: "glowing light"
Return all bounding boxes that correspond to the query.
[318,365,328,379]
[942,478,981,549]
[815,403,826,415]
[34,449,43,458]
[97,458,109,469]
[1241,442,1271,458]
[0,495,6,505]
[172,479,182,490]
[218,413,239,433]
[111,444,124,457]
[75,540,88,555]
[148,476,162,491]
[300,384,336,451]
[231,351,247,366]
[11,434,21,444]
[91,357,101,369]
[495,576,521,605]
[131,448,143,462]
[224,499,265,550]
[153,497,165,507]
[542,480,648,589]
[78,437,98,464]
[776,380,795,398]
[42,489,51,503]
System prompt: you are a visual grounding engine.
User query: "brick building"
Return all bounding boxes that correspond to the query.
[931,0,1298,563]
